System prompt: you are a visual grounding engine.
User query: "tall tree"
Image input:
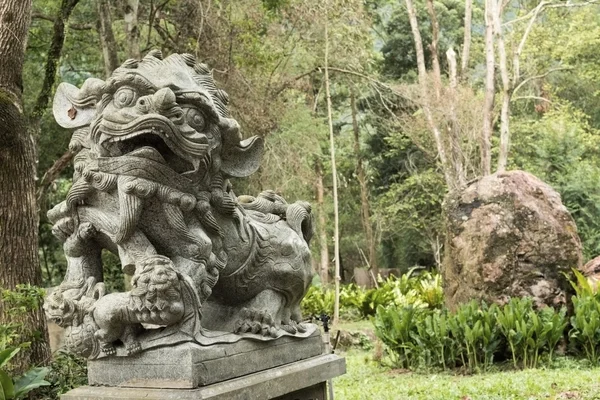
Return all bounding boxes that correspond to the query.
[97,0,119,77]
[350,90,378,280]
[122,0,140,59]
[324,5,341,324]
[315,160,330,285]
[0,0,50,372]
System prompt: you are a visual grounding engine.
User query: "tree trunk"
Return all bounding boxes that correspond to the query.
[405,0,454,189]
[446,47,466,187]
[97,0,119,77]
[425,0,442,99]
[494,0,511,172]
[324,12,341,324]
[122,0,141,59]
[315,161,329,285]
[481,0,495,177]
[461,0,473,79]
[0,0,51,373]
[350,90,378,283]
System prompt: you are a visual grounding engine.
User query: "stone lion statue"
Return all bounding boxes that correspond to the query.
[46,51,314,358]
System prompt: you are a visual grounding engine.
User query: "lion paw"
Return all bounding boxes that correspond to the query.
[234,308,278,338]
[126,341,142,355]
[281,320,306,334]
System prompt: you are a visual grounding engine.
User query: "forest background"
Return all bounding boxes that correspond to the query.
[25,0,600,291]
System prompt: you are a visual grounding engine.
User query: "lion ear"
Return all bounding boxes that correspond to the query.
[219,119,264,178]
[53,78,105,129]
[221,136,264,178]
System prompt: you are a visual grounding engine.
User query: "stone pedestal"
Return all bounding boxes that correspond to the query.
[86,328,324,388]
[61,353,346,400]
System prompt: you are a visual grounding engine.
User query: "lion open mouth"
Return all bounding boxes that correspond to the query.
[92,115,208,173]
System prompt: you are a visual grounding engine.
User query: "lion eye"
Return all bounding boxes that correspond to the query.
[114,87,138,108]
[184,107,206,132]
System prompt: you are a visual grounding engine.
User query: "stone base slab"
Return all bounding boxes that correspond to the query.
[87,328,324,388]
[62,354,345,400]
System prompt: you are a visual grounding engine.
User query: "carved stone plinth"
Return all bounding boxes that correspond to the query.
[61,354,345,400]
[87,327,323,388]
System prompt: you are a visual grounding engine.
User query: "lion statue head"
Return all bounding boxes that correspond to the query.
[53,50,263,179]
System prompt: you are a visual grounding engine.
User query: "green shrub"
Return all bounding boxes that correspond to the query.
[373,299,571,373]
[373,304,425,369]
[301,285,335,317]
[37,351,87,399]
[496,298,567,369]
[301,270,444,319]
[448,301,502,372]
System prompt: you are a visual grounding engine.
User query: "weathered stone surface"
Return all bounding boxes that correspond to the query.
[62,354,345,400]
[43,51,316,360]
[443,170,582,310]
[87,327,323,388]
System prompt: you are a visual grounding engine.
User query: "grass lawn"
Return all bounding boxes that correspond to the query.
[333,349,600,400]
[329,320,600,400]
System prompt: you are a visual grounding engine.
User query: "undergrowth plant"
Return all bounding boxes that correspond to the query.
[0,285,51,399]
[569,270,600,365]
[302,269,444,320]
[449,301,501,372]
[374,298,569,373]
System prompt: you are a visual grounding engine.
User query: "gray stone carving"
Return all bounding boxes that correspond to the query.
[44,50,315,360]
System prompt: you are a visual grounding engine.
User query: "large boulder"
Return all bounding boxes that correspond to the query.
[442,170,582,310]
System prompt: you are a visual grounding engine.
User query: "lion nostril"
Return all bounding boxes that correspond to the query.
[136,98,149,110]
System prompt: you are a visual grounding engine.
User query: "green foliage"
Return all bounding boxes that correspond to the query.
[36,352,87,400]
[511,106,600,260]
[301,271,444,319]
[0,287,51,400]
[568,271,600,366]
[448,301,501,372]
[373,300,501,372]
[496,298,567,369]
[0,285,46,349]
[301,286,336,317]
[373,298,571,373]
[0,347,50,400]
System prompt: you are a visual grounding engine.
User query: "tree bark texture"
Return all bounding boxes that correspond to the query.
[0,0,51,372]
[324,12,341,324]
[97,0,119,77]
[481,0,495,177]
[445,47,466,187]
[461,0,473,79]
[425,0,442,99]
[122,0,141,59]
[494,0,511,172]
[315,161,329,285]
[350,91,378,281]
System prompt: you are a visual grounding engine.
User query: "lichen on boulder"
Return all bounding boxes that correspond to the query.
[442,170,582,311]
